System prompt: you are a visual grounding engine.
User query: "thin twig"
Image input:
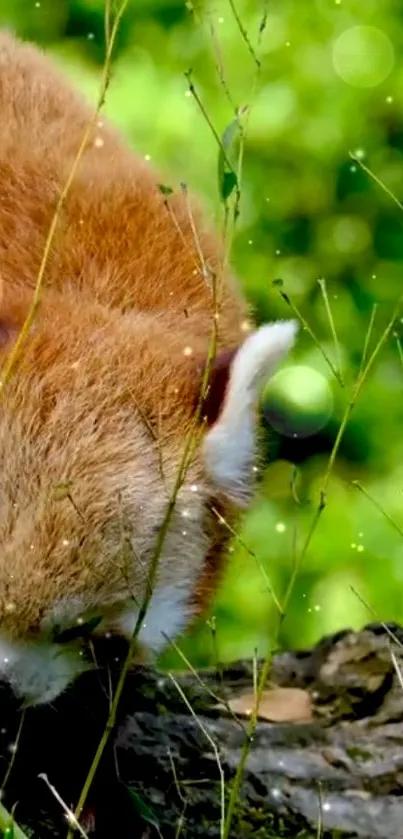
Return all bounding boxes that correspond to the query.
[211,505,282,612]
[351,480,403,539]
[275,286,344,386]
[169,674,226,839]
[40,774,90,839]
[228,0,261,68]
[358,303,378,377]
[349,152,403,212]
[0,710,26,797]
[317,278,344,384]
[350,586,403,650]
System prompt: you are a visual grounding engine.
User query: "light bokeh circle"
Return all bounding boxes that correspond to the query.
[262,365,334,439]
[332,26,394,88]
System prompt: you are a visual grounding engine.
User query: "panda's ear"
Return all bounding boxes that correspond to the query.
[201,321,298,504]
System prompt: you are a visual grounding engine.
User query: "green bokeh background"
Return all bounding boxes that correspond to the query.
[3,0,403,667]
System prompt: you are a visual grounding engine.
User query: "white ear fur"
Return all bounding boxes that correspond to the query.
[202,320,298,503]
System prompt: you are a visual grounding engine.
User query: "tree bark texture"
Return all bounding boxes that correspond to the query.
[1,623,403,839]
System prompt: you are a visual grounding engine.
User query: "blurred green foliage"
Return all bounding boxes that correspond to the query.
[2,0,403,667]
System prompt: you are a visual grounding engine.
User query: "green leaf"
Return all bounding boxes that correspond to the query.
[4,821,14,838]
[221,171,238,201]
[217,116,240,202]
[128,788,161,831]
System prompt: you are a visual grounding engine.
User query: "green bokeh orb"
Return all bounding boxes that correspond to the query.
[262,365,334,439]
[332,26,394,88]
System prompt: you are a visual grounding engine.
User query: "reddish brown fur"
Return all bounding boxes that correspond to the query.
[0,31,248,642]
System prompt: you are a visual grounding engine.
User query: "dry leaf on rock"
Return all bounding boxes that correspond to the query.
[218,687,313,723]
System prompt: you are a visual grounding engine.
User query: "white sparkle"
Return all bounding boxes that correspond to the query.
[94,136,104,148]
[144,154,151,161]
[190,484,199,492]
[183,346,193,357]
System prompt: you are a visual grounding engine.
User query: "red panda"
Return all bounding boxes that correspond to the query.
[0,30,297,705]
